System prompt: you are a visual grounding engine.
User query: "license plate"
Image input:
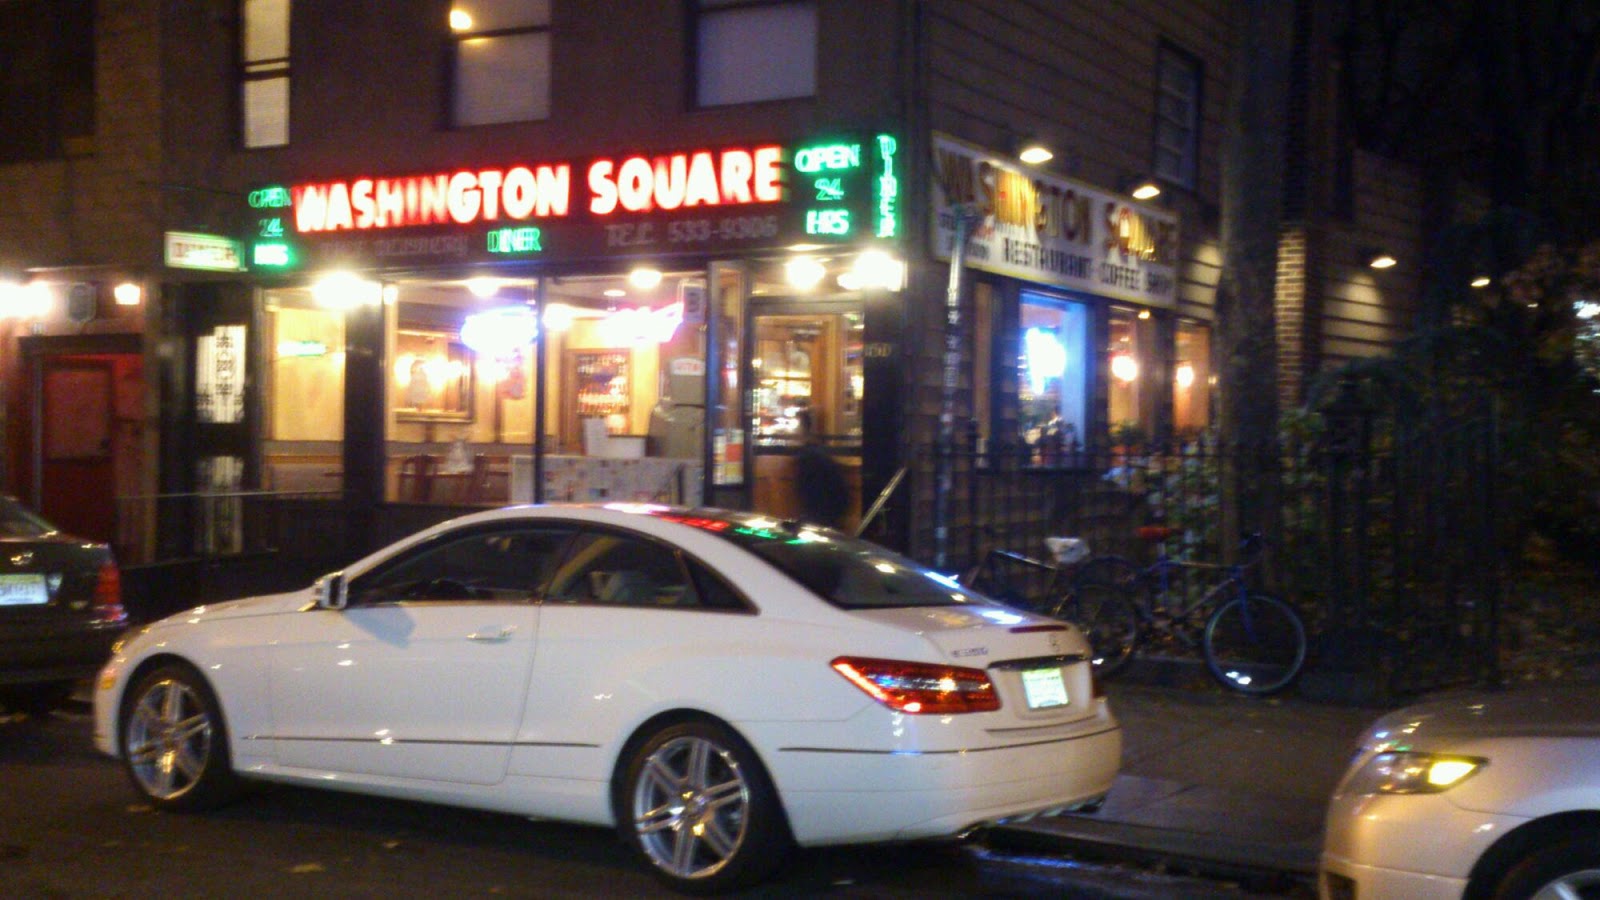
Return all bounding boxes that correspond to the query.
[0,573,48,606]
[1021,667,1069,709]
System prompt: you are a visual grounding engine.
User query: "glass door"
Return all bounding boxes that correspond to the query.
[747,300,864,527]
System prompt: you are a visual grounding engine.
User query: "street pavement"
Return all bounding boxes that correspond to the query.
[990,665,1391,889]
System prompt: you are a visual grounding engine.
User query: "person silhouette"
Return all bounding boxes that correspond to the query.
[795,428,848,529]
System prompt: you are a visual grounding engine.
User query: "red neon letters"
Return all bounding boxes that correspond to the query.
[290,145,785,234]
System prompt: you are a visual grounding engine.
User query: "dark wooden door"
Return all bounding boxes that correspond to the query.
[40,359,116,542]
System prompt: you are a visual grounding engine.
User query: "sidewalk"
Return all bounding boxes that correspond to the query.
[991,669,1389,885]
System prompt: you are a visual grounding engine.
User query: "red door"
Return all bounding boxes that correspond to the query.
[40,359,117,542]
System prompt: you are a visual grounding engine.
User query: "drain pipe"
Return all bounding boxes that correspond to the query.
[934,207,981,570]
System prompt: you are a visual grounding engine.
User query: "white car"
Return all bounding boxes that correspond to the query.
[94,504,1119,892]
[1321,682,1600,900]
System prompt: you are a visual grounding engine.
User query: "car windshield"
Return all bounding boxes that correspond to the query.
[648,510,983,610]
[0,498,57,538]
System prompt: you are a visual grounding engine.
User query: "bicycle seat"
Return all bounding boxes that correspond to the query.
[1044,536,1090,566]
[1136,525,1176,542]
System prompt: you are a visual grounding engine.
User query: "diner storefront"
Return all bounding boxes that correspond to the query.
[929,134,1207,455]
[201,133,906,556]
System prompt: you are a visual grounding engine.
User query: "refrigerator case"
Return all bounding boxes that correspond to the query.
[649,357,706,459]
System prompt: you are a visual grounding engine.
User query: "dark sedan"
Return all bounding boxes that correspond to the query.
[0,496,126,716]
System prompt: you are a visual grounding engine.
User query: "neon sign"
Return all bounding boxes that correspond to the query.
[487,227,543,254]
[875,134,900,238]
[587,147,784,214]
[248,133,902,263]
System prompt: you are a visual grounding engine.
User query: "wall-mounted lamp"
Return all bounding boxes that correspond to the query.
[112,282,143,306]
[1015,139,1053,166]
[1363,248,1397,269]
[1130,181,1161,201]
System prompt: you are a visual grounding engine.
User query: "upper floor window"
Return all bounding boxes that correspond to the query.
[1153,42,1200,190]
[450,0,552,126]
[694,0,816,107]
[240,0,290,148]
[0,0,94,163]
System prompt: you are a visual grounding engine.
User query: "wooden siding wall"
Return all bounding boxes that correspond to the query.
[1316,150,1425,365]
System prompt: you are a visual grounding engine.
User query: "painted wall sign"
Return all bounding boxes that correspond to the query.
[245,134,899,269]
[929,133,1179,308]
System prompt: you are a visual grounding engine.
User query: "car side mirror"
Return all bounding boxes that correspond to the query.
[315,572,348,611]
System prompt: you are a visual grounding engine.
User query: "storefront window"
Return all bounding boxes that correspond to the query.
[539,270,707,505]
[1107,307,1153,441]
[1017,292,1088,456]
[263,289,344,494]
[1174,318,1212,434]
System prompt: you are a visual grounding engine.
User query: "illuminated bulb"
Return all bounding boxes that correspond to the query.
[466,277,500,298]
[628,268,663,290]
[785,257,827,290]
[448,8,472,31]
[1111,353,1139,383]
[1470,276,1491,289]
[1017,144,1053,165]
[113,282,142,306]
[1131,182,1161,200]
[1175,362,1195,389]
[850,250,906,291]
[1370,254,1397,270]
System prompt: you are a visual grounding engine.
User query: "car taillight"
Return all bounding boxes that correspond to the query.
[93,561,126,625]
[831,656,1000,714]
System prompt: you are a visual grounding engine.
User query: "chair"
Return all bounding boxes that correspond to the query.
[463,453,495,504]
[397,454,437,503]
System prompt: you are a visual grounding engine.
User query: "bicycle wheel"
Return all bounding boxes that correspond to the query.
[1202,593,1306,695]
[1053,582,1140,678]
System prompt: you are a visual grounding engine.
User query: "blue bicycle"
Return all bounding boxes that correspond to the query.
[1062,530,1307,695]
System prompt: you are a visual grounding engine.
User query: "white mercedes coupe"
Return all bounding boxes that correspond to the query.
[94,504,1120,893]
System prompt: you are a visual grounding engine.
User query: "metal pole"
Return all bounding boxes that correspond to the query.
[934,207,979,569]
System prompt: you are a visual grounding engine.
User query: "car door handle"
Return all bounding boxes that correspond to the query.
[467,626,516,643]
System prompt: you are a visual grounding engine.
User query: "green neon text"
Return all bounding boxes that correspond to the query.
[487,227,543,253]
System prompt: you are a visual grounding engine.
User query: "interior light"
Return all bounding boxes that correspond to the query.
[1577,301,1600,320]
[1175,362,1195,389]
[311,272,380,309]
[1111,353,1139,383]
[627,268,663,290]
[466,277,500,298]
[1131,182,1161,201]
[1470,276,1491,289]
[1023,327,1067,394]
[448,8,472,31]
[460,306,538,356]
[1017,142,1053,165]
[542,303,574,332]
[602,288,627,298]
[1137,309,1151,320]
[112,282,142,306]
[785,257,827,290]
[1369,253,1397,270]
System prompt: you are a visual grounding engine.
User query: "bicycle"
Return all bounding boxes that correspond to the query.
[1067,530,1308,696]
[959,537,1141,660]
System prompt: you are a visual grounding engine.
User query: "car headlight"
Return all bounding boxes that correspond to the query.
[1344,750,1486,794]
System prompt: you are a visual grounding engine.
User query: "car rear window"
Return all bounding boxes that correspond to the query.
[0,500,57,538]
[658,513,980,610]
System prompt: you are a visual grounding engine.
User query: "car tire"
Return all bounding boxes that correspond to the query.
[0,680,74,717]
[1492,831,1600,900]
[119,663,240,812]
[615,719,792,894]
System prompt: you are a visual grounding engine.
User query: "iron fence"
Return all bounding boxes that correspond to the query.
[942,406,1504,701]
